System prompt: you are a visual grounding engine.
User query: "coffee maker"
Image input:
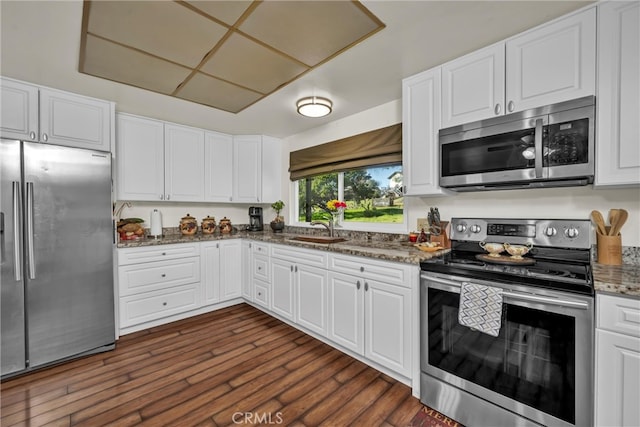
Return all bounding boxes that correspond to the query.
[247,207,263,231]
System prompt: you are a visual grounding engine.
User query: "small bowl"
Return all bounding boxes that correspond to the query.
[479,242,504,257]
[504,242,533,259]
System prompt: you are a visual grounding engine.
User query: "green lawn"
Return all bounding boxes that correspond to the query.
[299,205,404,224]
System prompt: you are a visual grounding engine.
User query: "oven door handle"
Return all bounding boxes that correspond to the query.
[422,273,590,310]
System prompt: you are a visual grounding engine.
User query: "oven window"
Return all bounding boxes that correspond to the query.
[428,288,575,424]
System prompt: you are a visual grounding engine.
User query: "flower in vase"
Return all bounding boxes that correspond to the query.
[326,199,347,212]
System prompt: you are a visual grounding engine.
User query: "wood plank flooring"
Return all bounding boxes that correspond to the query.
[1,303,423,426]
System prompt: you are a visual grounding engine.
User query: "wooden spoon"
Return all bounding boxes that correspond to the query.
[608,209,620,235]
[610,209,628,236]
[591,210,607,235]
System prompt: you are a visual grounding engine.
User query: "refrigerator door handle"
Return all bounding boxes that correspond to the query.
[26,182,36,279]
[13,182,22,281]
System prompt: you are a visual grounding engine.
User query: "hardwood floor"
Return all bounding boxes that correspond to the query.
[1,303,423,426]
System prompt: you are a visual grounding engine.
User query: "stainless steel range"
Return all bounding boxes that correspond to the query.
[420,218,594,427]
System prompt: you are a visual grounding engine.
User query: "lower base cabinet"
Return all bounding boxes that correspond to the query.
[595,294,640,426]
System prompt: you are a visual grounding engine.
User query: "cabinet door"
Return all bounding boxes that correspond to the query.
[201,242,221,305]
[364,279,411,376]
[261,135,282,203]
[164,124,205,202]
[116,114,165,201]
[441,43,505,128]
[595,1,640,187]
[204,131,234,202]
[271,258,295,321]
[241,241,253,301]
[595,330,640,427]
[328,272,363,354]
[402,68,450,196]
[0,78,38,141]
[220,240,242,300]
[39,88,111,151]
[233,135,262,203]
[505,8,596,113]
[296,264,328,337]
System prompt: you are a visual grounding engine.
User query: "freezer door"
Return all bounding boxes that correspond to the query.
[23,142,115,368]
[0,140,27,376]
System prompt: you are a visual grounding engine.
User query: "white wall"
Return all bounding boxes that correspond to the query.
[284,101,640,247]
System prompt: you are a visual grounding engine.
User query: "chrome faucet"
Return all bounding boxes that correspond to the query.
[310,219,334,237]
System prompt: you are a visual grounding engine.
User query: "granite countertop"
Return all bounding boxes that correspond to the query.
[117,230,448,265]
[593,263,640,298]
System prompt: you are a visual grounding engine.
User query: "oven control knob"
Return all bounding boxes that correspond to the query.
[470,224,482,233]
[565,226,579,239]
[456,224,467,233]
[544,227,557,237]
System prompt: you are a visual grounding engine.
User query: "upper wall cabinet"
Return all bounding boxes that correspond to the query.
[205,131,234,202]
[233,135,263,203]
[1,77,112,151]
[441,8,596,128]
[164,124,205,202]
[402,67,451,196]
[595,1,640,188]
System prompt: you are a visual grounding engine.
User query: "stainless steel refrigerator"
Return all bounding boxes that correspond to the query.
[1,139,115,378]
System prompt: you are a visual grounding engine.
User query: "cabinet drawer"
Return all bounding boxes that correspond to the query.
[120,284,200,328]
[119,257,200,296]
[253,254,270,282]
[118,244,199,265]
[271,244,328,268]
[252,242,269,256]
[254,279,270,308]
[597,294,640,338]
[329,254,411,287]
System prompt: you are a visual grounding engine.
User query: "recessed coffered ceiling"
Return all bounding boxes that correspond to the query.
[79,0,385,113]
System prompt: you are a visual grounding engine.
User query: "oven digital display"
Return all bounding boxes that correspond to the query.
[487,223,536,237]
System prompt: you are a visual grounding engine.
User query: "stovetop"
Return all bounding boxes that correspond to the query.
[420,218,594,295]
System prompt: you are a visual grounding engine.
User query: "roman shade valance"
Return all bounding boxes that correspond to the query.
[289,123,402,180]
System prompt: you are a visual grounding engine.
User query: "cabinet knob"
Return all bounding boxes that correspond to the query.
[41,133,48,142]
[258,266,262,271]
[290,265,293,272]
[360,266,364,272]
[162,302,167,306]
[295,266,298,273]
[160,195,164,200]
[162,252,166,256]
[161,273,166,277]
[365,282,369,291]
[494,103,501,115]
[508,101,515,112]
[356,280,361,290]
[29,131,36,140]
[166,195,171,201]
[258,291,262,296]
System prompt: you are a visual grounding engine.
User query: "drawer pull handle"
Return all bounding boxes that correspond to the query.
[357,280,361,290]
[365,282,369,291]
[162,302,167,306]
[360,266,364,272]
[161,274,166,277]
[162,252,166,256]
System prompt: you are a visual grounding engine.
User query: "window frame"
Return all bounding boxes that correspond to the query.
[290,169,408,233]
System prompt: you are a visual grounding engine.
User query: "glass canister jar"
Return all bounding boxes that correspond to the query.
[201,216,216,234]
[219,217,232,234]
[179,213,198,236]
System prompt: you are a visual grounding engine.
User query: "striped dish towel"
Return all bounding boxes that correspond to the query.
[458,282,503,337]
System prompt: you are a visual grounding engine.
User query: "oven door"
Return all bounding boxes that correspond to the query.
[420,272,594,427]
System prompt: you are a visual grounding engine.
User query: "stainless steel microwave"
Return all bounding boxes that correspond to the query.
[439,96,595,192]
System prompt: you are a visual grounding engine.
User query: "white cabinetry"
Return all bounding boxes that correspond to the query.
[252,242,271,309]
[440,8,596,128]
[241,241,253,301]
[1,77,112,151]
[233,135,262,203]
[205,131,234,202]
[270,245,329,331]
[164,124,205,202]
[261,135,283,203]
[402,67,450,196]
[116,114,164,201]
[595,1,640,187]
[328,254,412,376]
[595,294,640,427]
[219,240,242,300]
[117,244,201,330]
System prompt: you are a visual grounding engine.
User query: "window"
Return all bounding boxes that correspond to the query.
[296,164,403,226]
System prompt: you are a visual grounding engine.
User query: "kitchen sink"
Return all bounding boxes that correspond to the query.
[289,236,347,244]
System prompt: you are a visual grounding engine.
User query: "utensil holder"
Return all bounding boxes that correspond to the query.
[430,221,451,248]
[597,229,622,265]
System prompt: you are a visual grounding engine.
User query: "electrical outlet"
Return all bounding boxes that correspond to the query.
[416,217,429,232]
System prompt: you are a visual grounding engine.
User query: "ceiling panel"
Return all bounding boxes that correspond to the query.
[176,72,263,113]
[200,33,308,94]
[239,1,383,66]
[184,0,253,26]
[81,35,192,95]
[79,1,384,113]
[86,1,228,68]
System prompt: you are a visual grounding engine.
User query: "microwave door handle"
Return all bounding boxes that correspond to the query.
[534,118,543,178]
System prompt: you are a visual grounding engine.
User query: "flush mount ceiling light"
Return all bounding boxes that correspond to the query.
[297,96,333,118]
